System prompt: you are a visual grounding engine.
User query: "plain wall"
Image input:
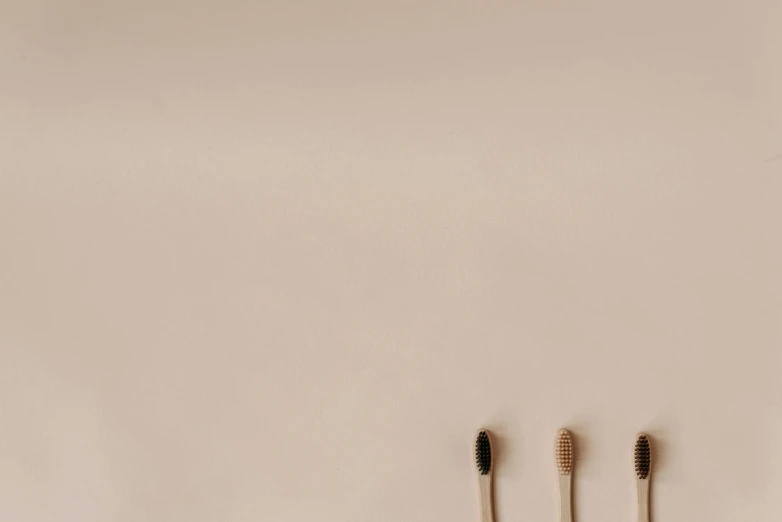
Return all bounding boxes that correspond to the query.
[1,1,781,521]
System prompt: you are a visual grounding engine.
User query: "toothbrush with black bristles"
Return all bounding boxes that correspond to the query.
[555,429,574,522]
[474,429,495,522]
[634,433,652,522]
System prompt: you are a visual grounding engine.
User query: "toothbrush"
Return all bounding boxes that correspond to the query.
[474,430,495,522]
[555,429,574,522]
[634,434,652,522]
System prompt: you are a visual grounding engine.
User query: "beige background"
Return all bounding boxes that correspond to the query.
[1,1,781,521]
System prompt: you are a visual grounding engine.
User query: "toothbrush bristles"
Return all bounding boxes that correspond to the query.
[634,434,651,479]
[475,431,492,475]
[555,429,573,475]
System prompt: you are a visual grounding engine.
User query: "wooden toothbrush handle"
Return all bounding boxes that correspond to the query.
[478,475,494,522]
[637,479,650,522]
[558,474,573,522]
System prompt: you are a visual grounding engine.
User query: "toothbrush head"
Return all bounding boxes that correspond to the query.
[634,433,651,479]
[475,430,492,476]
[555,429,574,475]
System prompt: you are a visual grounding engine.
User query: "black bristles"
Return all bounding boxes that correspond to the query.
[475,431,491,475]
[634,434,651,479]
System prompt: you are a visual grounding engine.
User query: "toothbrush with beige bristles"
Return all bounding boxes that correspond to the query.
[634,433,652,522]
[555,429,574,522]
[474,430,495,522]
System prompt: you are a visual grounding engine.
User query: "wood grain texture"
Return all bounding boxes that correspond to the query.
[558,474,573,522]
[637,478,650,522]
[477,474,494,522]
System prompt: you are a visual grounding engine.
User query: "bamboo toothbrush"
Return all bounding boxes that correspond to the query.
[634,433,652,522]
[555,429,574,522]
[474,429,495,522]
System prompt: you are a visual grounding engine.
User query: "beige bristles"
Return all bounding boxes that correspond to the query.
[555,429,573,475]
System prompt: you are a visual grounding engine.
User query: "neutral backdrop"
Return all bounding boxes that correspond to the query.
[1,1,781,521]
